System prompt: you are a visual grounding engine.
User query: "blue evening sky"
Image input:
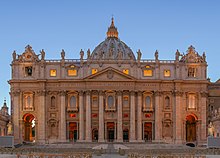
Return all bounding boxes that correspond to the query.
[0,0,220,108]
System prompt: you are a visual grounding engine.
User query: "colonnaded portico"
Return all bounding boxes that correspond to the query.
[9,18,208,145]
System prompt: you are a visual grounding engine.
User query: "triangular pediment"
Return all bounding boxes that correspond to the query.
[84,67,136,81]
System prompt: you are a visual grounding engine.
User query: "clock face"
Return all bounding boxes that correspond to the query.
[27,55,31,59]
[25,53,32,61]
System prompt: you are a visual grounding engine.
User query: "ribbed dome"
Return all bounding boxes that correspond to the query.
[90,18,136,60]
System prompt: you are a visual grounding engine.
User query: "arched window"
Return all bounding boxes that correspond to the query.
[70,96,76,108]
[51,96,56,108]
[145,96,151,108]
[108,96,114,108]
[165,96,170,108]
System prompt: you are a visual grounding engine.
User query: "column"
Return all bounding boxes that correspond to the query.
[137,91,143,142]
[129,91,136,142]
[98,91,104,142]
[117,91,123,142]
[11,91,21,144]
[174,91,183,144]
[85,91,92,142]
[59,90,67,142]
[37,90,46,143]
[200,92,207,145]
[154,91,161,142]
[79,91,84,141]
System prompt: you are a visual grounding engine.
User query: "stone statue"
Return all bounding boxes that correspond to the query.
[137,49,142,61]
[99,50,103,59]
[155,50,159,60]
[40,49,45,60]
[203,52,206,62]
[87,49,91,59]
[12,50,16,61]
[117,49,122,60]
[61,49,65,60]
[7,121,13,135]
[80,49,84,60]
[208,122,214,136]
[175,49,180,61]
[109,47,113,58]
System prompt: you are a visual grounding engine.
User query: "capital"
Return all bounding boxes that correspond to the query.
[200,91,208,98]
[173,90,183,96]
[11,90,20,96]
[59,90,67,96]
[154,91,162,96]
[37,90,46,96]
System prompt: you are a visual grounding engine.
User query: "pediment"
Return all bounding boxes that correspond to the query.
[17,45,40,62]
[84,67,136,81]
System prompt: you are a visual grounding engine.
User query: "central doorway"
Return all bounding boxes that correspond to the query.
[123,129,129,142]
[144,122,152,141]
[107,122,115,142]
[69,122,77,141]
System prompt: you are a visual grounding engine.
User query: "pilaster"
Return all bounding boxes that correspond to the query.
[85,91,92,142]
[59,90,67,142]
[154,91,162,142]
[11,91,21,144]
[137,91,143,142]
[117,91,123,142]
[36,90,46,143]
[78,91,84,141]
[174,90,183,144]
[129,91,136,142]
[98,90,104,142]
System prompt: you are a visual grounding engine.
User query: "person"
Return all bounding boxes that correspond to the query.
[61,49,65,60]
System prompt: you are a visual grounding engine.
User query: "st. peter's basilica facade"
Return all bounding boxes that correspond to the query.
[9,18,208,145]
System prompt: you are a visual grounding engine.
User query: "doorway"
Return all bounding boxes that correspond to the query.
[144,122,152,141]
[69,122,77,141]
[92,128,98,141]
[186,115,197,142]
[23,113,35,142]
[107,122,115,142]
[123,129,129,142]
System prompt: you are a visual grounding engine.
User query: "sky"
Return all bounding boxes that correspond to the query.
[0,0,220,108]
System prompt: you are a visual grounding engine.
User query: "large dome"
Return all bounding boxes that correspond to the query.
[90,18,136,60]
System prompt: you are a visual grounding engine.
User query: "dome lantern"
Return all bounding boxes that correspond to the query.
[106,17,118,39]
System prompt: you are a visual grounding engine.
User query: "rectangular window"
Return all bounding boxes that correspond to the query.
[25,66,33,76]
[123,69,129,75]
[188,67,196,78]
[68,69,77,76]
[123,96,129,106]
[188,94,196,109]
[92,96,98,107]
[50,69,57,77]
[164,70,171,77]
[92,69,98,74]
[143,70,153,76]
